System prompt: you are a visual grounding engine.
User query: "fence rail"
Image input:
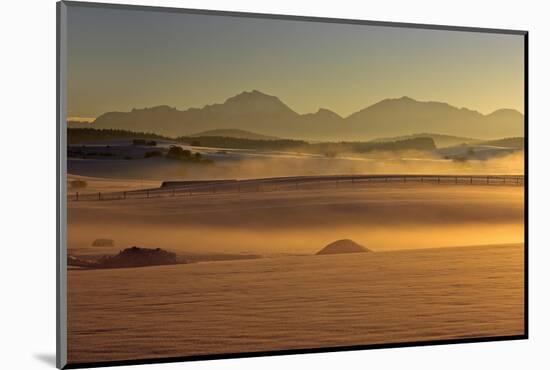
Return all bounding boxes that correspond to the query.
[68,174,525,202]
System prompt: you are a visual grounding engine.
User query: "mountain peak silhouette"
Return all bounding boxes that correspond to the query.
[91,91,524,140]
[220,90,294,114]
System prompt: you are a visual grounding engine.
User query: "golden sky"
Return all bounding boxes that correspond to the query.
[67,6,525,118]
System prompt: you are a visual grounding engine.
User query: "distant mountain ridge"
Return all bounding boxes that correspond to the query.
[86,90,524,140]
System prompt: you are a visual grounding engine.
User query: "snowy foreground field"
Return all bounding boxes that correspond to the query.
[68,244,524,363]
[66,180,524,364]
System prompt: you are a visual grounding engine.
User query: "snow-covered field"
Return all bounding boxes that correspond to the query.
[65,140,525,365]
[68,243,524,364]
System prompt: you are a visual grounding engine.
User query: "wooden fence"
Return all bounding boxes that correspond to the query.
[68,174,524,202]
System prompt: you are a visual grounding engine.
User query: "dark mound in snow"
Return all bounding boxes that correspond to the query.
[316,239,371,255]
[68,247,181,269]
[98,246,179,268]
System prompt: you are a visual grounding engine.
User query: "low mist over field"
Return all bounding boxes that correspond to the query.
[66,127,524,183]
[68,183,523,255]
[149,150,525,180]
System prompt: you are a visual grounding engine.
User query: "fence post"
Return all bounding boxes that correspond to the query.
[98,192,101,201]
[470,177,473,185]
[123,191,126,200]
[76,192,79,201]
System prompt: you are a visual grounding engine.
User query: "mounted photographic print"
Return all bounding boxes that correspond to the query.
[56,1,527,368]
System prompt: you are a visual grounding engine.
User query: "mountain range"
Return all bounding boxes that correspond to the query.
[84,90,524,140]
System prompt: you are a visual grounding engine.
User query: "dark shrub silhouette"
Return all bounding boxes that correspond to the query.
[167,145,192,159]
[167,146,182,157]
